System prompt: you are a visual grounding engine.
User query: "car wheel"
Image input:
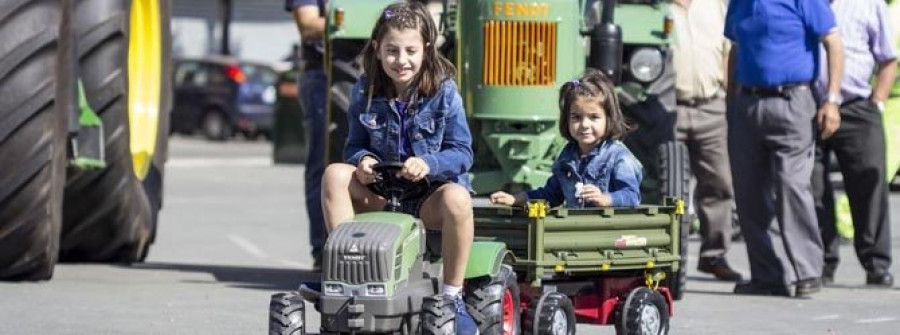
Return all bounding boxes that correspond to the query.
[201,111,231,141]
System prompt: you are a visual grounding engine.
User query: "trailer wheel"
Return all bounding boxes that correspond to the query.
[465,265,521,335]
[657,141,690,300]
[324,40,364,164]
[523,292,575,335]
[60,0,171,263]
[616,287,669,335]
[0,0,73,280]
[421,295,457,335]
[269,292,306,335]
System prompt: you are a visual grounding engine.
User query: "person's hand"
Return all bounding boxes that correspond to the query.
[817,102,841,140]
[355,156,378,184]
[490,191,517,206]
[399,157,430,182]
[580,185,612,207]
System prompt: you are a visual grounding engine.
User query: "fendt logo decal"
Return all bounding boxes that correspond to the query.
[493,2,550,18]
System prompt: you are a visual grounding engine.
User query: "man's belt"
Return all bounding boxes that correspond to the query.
[677,95,719,107]
[740,83,808,98]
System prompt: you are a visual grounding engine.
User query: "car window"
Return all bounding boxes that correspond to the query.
[208,64,229,85]
[175,62,208,86]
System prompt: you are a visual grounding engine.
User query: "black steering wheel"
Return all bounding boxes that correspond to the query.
[367,162,431,212]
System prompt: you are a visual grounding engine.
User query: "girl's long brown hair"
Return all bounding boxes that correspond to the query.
[557,68,632,142]
[361,1,456,100]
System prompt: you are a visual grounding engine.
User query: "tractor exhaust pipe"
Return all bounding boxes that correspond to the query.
[590,0,623,84]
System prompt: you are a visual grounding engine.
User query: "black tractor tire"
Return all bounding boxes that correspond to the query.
[615,287,669,335]
[201,110,231,141]
[324,40,364,164]
[657,141,690,301]
[269,292,306,335]
[523,292,576,335]
[465,264,521,335]
[60,0,171,263]
[421,295,457,335]
[0,0,74,280]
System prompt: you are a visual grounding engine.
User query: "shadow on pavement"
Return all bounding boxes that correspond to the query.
[125,262,317,291]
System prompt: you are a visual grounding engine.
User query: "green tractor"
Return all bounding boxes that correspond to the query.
[0,0,172,280]
[269,162,683,334]
[319,0,690,299]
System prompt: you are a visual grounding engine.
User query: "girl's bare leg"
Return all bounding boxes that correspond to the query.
[321,163,384,231]
[419,183,474,287]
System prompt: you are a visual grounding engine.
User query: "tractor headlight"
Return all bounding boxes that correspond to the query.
[628,47,664,83]
[324,284,345,296]
[366,284,386,296]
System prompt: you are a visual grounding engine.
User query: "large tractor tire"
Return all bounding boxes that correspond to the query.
[657,141,690,301]
[60,0,171,263]
[0,0,74,280]
[324,40,364,164]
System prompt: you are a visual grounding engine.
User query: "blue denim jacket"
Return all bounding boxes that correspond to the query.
[526,140,643,208]
[344,77,474,189]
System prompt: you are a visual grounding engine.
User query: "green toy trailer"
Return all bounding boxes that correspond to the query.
[473,200,683,334]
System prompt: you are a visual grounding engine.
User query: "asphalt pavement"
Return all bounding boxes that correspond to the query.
[0,136,898,334]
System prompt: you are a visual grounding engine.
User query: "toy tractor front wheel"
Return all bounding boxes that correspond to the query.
[615,287,669,335]
[269,292,306,335]
[465,264,521,335]
[421,295,457,335]
[523,292,576,335]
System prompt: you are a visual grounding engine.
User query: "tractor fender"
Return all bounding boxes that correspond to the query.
[464,241,511,279]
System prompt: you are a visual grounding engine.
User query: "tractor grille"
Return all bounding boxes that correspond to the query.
[482,20,557,86]
[323,222,402,285]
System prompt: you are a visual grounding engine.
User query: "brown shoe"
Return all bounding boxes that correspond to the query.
[697,257,743,281]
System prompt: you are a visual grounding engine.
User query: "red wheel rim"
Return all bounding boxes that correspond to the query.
[502,288,515,334]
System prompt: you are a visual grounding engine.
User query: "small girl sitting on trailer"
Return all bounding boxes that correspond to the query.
[490,69,643,208]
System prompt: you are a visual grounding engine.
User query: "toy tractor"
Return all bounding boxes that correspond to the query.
[269,162,516,334]
[320,0,691,300]
[268,160,682,334]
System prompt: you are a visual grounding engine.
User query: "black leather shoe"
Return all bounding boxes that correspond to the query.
[697,257,743,281]
[795,277,822,297]
[866,270,894,287]
[821,266,836,285]
[733,281,791,297]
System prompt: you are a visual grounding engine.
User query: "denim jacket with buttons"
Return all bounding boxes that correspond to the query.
[526,140,643,208]
[344,77,474,189]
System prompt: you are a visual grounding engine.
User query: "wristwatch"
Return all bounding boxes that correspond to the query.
[825,93,842,106]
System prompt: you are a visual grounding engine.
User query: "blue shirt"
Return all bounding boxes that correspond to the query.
[725,0,836,87]
[526,140,643,208]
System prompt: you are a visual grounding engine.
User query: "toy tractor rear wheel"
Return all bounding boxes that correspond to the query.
[615,287,669,335]
[465,264,521,335]
[421,295,457,335]
[657,141,690,300]
[523,292,575,335]
[269,292,306,335]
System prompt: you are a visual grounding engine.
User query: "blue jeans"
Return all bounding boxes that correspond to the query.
[298,68,326,255]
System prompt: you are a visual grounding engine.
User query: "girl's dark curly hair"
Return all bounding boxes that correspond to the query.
[557,68,632,142]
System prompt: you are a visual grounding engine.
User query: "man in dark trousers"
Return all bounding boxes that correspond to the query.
[286,0,326,270]
[812,0,896,287]
[725,0,844,297]
[672,0,742,281]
